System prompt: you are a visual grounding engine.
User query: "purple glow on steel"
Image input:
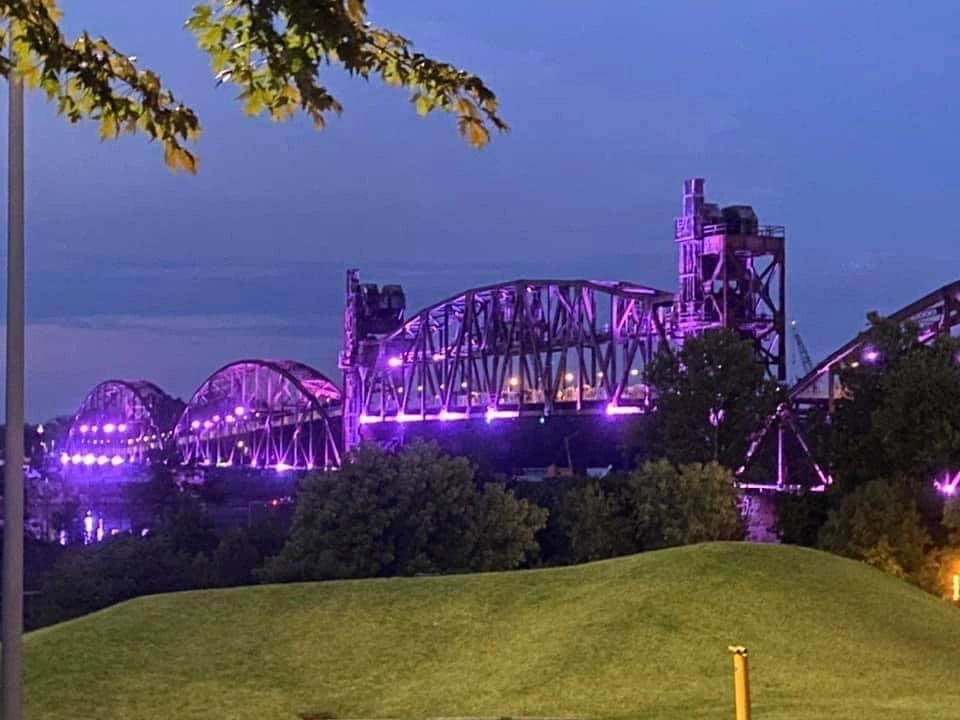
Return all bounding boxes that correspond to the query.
[91,425,98,433]
[359,414,382,425]
[111,455,124,467]
[191,420,201,430]
[226,414,236,424]
[79,424,89,434]
[212,415,221,422]
[203,420,213,430]
[387,356,403,368]
[60,453,70,465]
[83,453,96,466]
[935,471,960,496]
[862,345,880,363]
[605,403,642,416]
[71,453,82,465]
[438,410,468,421]
[275,462,291,473]
[234,405,246,417]
[103,423,116,434]
[432,352,445,362]
[485,408,519,423]
[395,412,420,423]
[118,423,128,433]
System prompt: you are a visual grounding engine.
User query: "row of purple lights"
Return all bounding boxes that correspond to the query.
[77,406,253,440]
[77,422,130,435]
[60,453,131,467]
[188,405,249,431]
[199,459,296,472]
[61,451,300,473]
[359,402,642,425]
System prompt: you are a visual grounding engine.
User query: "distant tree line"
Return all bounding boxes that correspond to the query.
[28,435,745,628]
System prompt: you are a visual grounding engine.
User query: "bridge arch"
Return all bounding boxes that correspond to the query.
[173,359,342,471]
[791,280,960,406]
[349,279,674,434]
[62,380,183,466]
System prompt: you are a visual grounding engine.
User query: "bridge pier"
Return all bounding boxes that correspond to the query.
[740,490,779,543]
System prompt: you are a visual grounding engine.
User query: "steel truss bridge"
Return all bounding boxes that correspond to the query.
[349,280,672,428]
[61,279,674,474]
[58,180,959,490]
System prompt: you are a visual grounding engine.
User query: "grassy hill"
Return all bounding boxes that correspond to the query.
[24,543,960,720]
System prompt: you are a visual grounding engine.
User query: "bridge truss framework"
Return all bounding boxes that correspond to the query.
[341,278,675,451]
[173,360,342,471]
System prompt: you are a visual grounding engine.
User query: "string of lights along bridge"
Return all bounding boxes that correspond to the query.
[60,179,960,489]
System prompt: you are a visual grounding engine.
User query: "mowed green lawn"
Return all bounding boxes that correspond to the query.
[24,543,960,720]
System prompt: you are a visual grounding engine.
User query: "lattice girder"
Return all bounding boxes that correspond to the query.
[791,280,960,406]
[354,280,673,427]
[62,380,182,465]
[173,359,342,470]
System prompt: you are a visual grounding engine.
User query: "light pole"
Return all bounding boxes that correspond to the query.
[3,68,26,720]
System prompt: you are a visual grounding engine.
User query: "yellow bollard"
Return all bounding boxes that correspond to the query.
[728,645,751,720]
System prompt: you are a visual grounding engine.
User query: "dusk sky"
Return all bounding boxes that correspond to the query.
[1,1,959,420]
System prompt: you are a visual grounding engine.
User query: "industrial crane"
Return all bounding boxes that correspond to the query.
[790,320,813,379]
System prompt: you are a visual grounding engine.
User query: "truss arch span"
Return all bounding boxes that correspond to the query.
[174,359,342,471]
[351,279,674,430]
[791,279,960,407]
[62,379,183,466]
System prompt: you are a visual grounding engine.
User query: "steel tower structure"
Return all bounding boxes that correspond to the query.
[673,178,787,381]
[339,269,408,452]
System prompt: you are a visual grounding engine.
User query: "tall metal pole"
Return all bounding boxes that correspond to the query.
[3,69,26,720]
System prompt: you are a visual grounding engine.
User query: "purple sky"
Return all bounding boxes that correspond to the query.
[2,1,960,420]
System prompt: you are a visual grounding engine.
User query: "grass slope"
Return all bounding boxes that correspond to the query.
[25,543,960,720]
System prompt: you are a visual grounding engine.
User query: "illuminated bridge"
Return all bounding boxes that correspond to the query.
[343,278,673,436]
[791,279,960,409]
[61,380,183,467]
[56,179,791,477]
[173,360,341,471]
[60,178,950,489]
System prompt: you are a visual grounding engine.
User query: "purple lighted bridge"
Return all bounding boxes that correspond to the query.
[61,380,184,467]
[339,276,675,450]
[57,179,799,480]
[62,178,960,490]
[791,279,960,411]
[173,360,342,471]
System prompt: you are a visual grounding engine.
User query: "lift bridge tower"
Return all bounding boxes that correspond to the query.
[673,178,787,381]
